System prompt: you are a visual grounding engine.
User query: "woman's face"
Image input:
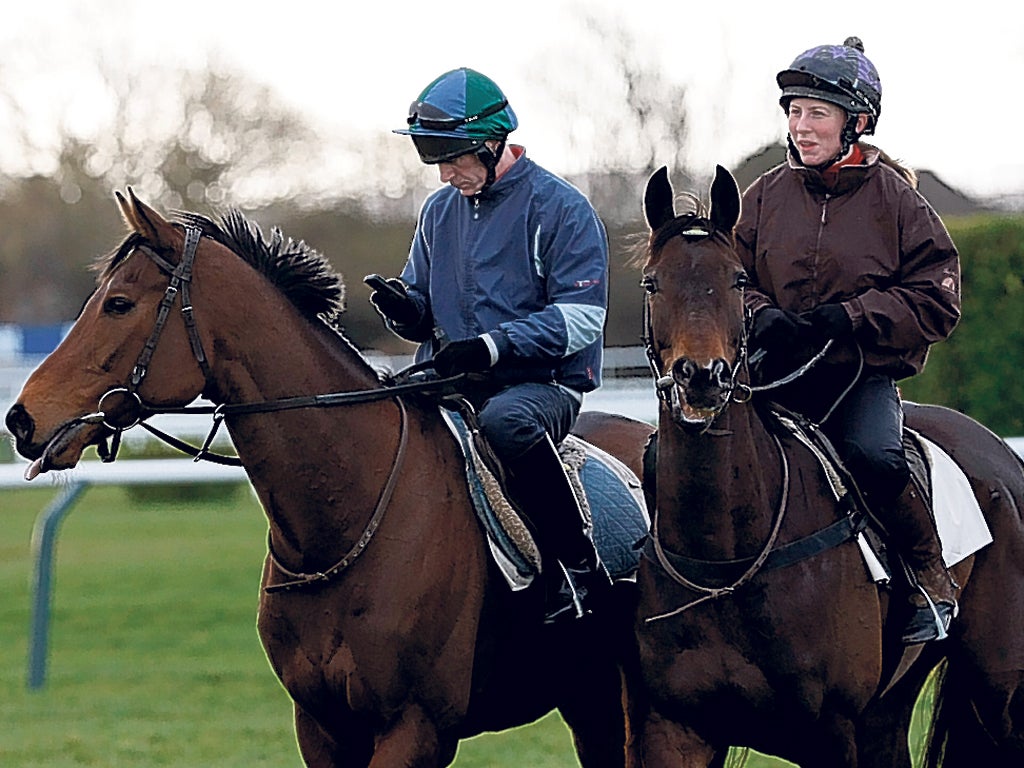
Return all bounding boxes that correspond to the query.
[787,97,847,166]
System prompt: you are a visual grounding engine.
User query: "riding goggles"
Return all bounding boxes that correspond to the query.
[406,99,510,132]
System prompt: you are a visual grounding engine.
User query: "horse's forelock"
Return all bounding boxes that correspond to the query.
[91,232,146,281]
[651,213,711,253]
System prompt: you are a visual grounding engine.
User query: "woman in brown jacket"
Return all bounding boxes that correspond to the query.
[736,37,962,644]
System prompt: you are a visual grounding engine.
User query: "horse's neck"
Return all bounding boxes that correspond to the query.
[656,403,782,559]
[209,285,405,562]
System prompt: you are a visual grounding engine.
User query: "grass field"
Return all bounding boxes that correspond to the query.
[1,480,930,766]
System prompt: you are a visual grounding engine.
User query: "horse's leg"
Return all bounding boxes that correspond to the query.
[940,487,1024,763]
[561,610,630,765]
[293,701,453,768]
[857,690,915,768]
[637,711,717,767]
[856,654,940,768]
[559,657,630,768]
[940,667,1024,768]
[294,703,372,768]
[363,704,455,768]
[779,712,860,768]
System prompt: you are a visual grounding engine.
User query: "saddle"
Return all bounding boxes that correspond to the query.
[440,399,650,591]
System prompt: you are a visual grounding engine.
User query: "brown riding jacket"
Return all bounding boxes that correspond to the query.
[736,144,961,380]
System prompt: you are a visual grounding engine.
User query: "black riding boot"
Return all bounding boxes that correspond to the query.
[504,435,612,624]
[883,476,958,644]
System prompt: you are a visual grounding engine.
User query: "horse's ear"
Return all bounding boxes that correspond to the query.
[644,166,675,232]
[709,165,741,232]
[116,186,173,245]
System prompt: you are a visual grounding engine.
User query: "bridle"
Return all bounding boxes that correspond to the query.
[639,227,753,428]
[78,224,465,593]
[87,226,210,462]
[639,228,836,429]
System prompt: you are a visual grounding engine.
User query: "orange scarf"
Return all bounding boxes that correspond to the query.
[822,144,864,187]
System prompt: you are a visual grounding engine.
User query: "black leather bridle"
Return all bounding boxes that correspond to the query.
[85,225,462,466]
[88,226,209,462]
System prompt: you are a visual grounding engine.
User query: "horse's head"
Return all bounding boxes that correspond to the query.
[4,190,221,476]
[641,165,747,430]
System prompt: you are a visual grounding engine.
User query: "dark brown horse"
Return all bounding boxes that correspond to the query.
[4,190,654,767]
[632,165,1024,767]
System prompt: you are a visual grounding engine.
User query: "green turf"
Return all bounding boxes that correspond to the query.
[0,482,932,766]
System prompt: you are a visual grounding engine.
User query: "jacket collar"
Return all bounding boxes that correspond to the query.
[788,143,880,196]
[472,145,531,202]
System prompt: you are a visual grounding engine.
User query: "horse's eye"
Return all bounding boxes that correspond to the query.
[103,296,135,315]
[640,275,658,295]
[734,272,749,290]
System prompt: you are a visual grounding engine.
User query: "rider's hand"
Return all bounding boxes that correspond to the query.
[433,337,494,378]
[369,278,420,326]
[749,307,813,353]
[800,304,853,342]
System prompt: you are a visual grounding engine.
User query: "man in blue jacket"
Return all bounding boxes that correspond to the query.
[370,67,611,624]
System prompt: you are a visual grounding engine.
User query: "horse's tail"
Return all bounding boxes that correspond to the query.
[919,659,950,768]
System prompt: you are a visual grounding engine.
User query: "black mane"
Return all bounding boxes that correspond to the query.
[96,209,346,325]
[175,209,346,323]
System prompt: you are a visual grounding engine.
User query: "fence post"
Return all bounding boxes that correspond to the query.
[27,482,87,690]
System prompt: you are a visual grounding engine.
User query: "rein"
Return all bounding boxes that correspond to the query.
[639,226,851,620]
[644,428,790,622]
[131,367,465,466]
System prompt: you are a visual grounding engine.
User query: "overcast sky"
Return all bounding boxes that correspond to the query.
[2,0,1021,201]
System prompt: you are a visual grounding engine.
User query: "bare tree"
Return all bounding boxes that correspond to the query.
[525,8,691,223]
[0,60,336,324]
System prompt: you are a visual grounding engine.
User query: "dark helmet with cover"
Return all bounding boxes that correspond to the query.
[777,36,882,135]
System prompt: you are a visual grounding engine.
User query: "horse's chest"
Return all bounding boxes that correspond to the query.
[257,594,368,698]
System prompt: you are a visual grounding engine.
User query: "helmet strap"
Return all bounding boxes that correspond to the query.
[473,140,506,194]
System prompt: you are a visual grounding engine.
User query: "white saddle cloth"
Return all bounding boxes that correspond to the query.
[917,432,993,566]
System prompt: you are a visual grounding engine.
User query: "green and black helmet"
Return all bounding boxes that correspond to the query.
[395,68,518,189]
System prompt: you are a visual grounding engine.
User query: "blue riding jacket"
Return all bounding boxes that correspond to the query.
[390,147,608,393]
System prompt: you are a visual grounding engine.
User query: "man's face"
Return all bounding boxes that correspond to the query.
[437,151,489,196]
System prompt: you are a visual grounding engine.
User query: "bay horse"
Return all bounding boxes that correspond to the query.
[3,190,655,768]
[632,165,1024,767]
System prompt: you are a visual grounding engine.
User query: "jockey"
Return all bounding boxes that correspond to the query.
[369,67,612,624]
[737,38,962,644]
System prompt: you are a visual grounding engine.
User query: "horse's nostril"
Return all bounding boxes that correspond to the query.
[5,403,34,442]
[712,358,732,385]
[672,358,698,384]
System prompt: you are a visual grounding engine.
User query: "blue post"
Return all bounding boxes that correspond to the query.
[27,482,87,690]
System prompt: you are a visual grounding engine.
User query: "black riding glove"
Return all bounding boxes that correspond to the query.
[369,279,420,327]
[800,304,853,342]
[749,307,813,353]
[433,337,494,378]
